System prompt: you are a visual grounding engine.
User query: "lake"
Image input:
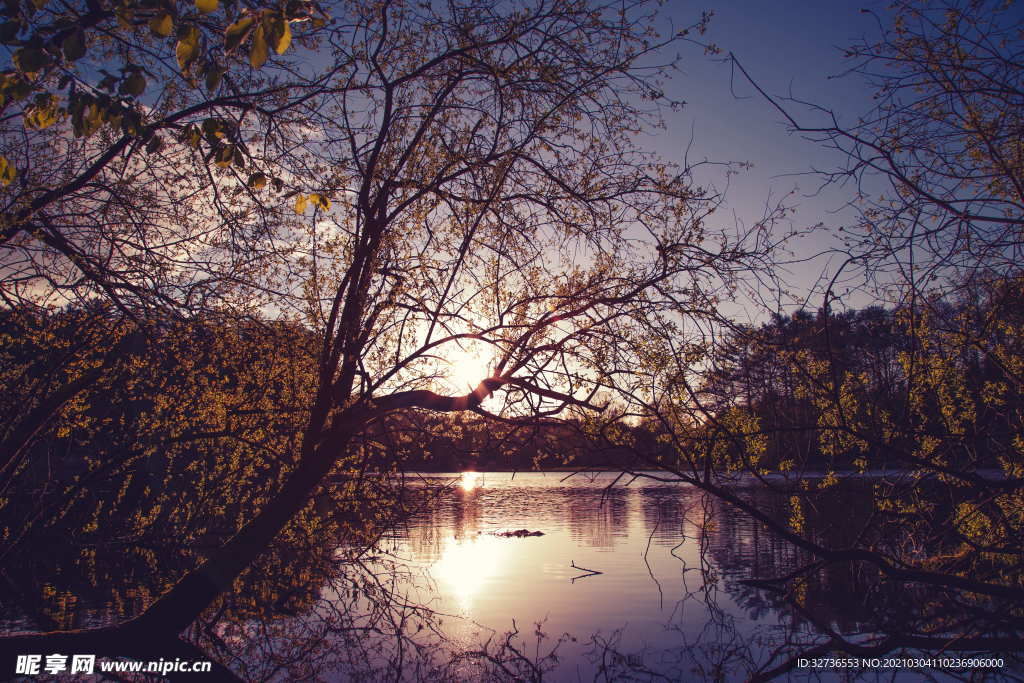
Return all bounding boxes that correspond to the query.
[3,470,1017,680]
[361,471,892,681]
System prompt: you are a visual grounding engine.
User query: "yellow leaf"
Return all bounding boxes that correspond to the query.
[310,193,330,210]
[180,124,201,149]
[293,194,308,214]
[0,156,15,186]
[149,13,174,38]
[272,18,291,54]
[176,26,200,70]
[175,34,197,70]
[248,172,267,190]
[215,145,234,168]
[225,16,253,52]
[204,64,224,93]
[24,100,60,130]
[249,24,268,68]
[195,0,217,14]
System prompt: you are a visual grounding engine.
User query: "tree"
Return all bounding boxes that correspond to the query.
[0,0,333,527]
[697,306,910,471]
[1,0,770,672]
[614,1,1024,676]
[732,0,1023,298]
[0,0,331,313]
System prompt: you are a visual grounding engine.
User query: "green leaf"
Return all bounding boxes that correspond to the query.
[195,0,217,14]
[119,71,146,96]
[248,24,267,68]
[0,22,21,44]
[248,172,266,190]
[293,194,308,214]
[224,16,253,52]
[62,28,86,61]
[0,156,16,186]
[97,74,118,92]
[149,13,173,38]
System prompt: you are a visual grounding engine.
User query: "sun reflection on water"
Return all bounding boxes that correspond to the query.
[432,532,507,612]
[460,471,481,491]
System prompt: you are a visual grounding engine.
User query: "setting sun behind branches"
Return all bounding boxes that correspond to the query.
[442,344,494,394]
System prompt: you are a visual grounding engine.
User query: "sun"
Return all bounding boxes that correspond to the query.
[442,344,494,393]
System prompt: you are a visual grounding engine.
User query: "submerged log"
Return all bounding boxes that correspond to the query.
[495,528,544,537]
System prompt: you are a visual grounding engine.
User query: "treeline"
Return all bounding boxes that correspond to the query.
[0,302,663,490]
[0,301,650,547]
[0,303,329,556]
[696,278,1024,475]
[359,411,662,472]
[5,285,1021,502]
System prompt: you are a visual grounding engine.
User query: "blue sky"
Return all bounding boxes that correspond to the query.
[649,1,889,315]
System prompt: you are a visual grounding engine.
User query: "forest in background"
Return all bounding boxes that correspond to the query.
[6,287,1023,487]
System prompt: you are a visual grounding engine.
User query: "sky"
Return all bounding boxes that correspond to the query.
[646,1,890,318]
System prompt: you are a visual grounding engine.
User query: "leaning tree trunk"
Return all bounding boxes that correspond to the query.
[0,408,356,674]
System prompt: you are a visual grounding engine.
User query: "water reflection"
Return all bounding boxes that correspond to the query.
[433,534,507,612]
[379,473,1024,681]
[459,471,481,492]
[4,472,1018,680]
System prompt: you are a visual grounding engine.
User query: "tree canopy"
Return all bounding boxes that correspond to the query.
[1,0,774,671]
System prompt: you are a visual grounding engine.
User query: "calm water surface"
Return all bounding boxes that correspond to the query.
[373,472,814,680]
[6,471,993,680]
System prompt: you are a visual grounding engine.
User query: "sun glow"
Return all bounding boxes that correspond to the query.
[460,471,481,491]
[432,533,507,612]
[443,345,493,394]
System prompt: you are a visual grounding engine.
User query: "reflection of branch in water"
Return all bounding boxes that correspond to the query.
[738,559,825,595]
[570,560,603,582]
[643,505,664,609]
[449,618,571,681]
